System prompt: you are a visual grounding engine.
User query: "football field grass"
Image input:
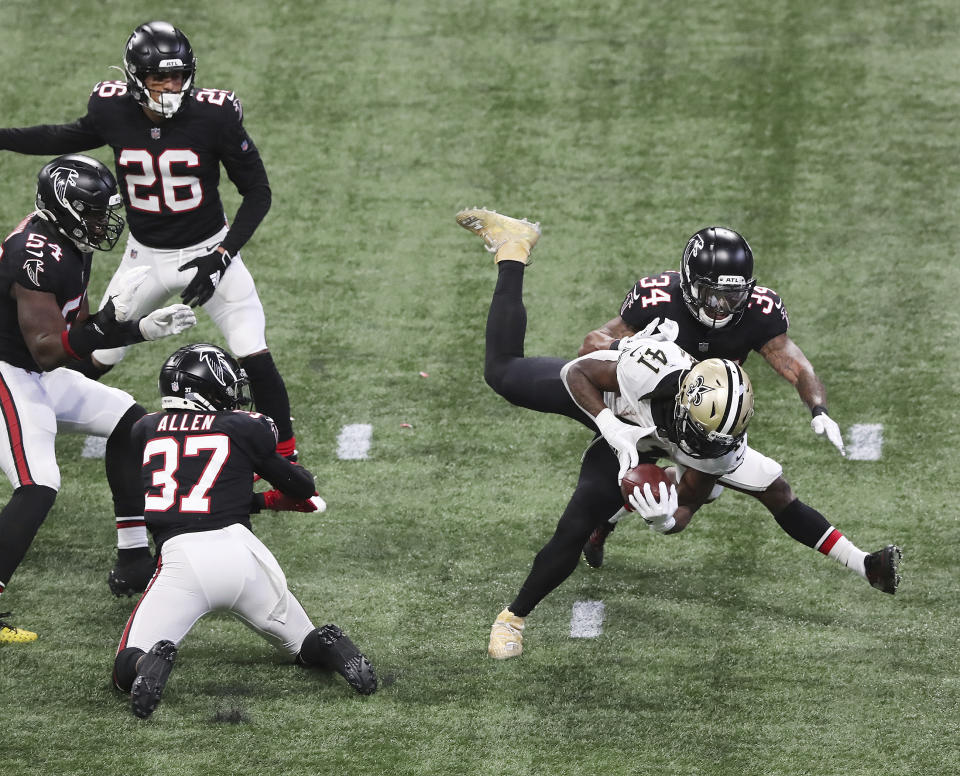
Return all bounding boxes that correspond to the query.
[1,1,959,774]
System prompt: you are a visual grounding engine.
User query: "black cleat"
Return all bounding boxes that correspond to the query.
[314,624,377,695]
[108,554,157,597]
[864,545,902,594]
[583,523,614,569]
[130,640,178,719]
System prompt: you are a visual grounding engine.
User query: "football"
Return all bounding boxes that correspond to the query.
[620,463,673,511]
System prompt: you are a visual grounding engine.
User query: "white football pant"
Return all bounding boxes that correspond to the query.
[93,225,268,366]
[0,362,137,491]
[117,523,315,657]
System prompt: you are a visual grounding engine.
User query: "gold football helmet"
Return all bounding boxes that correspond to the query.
[674,358,754,458]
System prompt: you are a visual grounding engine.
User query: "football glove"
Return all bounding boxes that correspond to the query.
[179,248,232,307]
[627,481,678,533]
[138,304,197,341]
[110,266,151,322]
[261,489,327,513]
[811,410,845,456]
[618,317,680,350]
[594,408,655,483]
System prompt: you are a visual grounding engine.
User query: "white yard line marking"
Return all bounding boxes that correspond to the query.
[570,600,605,638]
[847,423,883,461]
[81,436,107,459]
[336,423,373,460]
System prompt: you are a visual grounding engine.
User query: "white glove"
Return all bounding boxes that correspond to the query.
[811,412,845,456]
[627,481,678,533]
[110,267,151,322]
[138,304,197,341]
[617,317,680,350]
[594,408,653,482]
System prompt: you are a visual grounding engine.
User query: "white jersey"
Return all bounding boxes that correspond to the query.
[568,338,769,483]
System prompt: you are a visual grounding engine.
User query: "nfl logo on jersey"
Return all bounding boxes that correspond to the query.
[150,128,161,140]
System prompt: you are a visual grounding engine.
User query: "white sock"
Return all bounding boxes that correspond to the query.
[816,528,867,579]
[116,518,149,550]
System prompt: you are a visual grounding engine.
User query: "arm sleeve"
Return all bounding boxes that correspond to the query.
[217,101,271,256]
[256,456,316,499]
[0,117,103,154]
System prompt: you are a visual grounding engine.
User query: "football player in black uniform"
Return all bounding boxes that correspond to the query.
[0,21,302,492]
[454,209,900,658]
[112,344,375,719]
[0,155,196,641]
[576,226,866,568]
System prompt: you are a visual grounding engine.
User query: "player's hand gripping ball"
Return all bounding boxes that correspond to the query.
[620,464,673,511]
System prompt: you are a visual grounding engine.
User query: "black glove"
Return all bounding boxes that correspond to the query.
[179,249,232,307]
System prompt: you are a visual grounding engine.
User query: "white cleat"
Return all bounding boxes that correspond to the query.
[456,207,541,264]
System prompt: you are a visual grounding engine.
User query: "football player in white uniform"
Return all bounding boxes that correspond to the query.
[454,208,901,661]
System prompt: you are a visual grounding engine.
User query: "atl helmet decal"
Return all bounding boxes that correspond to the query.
[49,166,79,208]
[684,374,715,406]
[197,348,231,387]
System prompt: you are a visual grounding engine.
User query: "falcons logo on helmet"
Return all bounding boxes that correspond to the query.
[49,166,79,208]
[197,347,235,387]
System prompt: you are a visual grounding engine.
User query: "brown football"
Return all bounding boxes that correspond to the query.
[620,463,672,511]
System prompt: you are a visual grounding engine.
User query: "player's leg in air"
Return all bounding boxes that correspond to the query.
[456,208,596,428]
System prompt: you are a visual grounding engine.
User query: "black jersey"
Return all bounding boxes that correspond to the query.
[0,81,270,254]
[0,214,91,370]
[132,409,278,550]
[618,270,789,364]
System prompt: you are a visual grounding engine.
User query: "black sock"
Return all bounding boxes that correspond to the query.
[240,351,294,442]
[773,498,832,548]
[0,485,57,588]
[113,647,145,692]
[106,404,147,517]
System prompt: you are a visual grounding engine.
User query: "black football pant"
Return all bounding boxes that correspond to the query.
[485,262,623,616]
[509,439,624,617]
[484,262,595,428]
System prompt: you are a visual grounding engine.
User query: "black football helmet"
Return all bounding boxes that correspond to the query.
[123,21,196,118]
[159,344,251,412]
[679,226,756,329]
[35,154,124,251]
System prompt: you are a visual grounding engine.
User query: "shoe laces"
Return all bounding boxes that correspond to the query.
[0,611,22,633]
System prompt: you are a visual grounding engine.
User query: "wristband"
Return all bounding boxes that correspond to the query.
[811,405,828,418]
[609,339,621,351]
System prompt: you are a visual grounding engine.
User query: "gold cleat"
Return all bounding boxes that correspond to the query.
[488,607,525,659]
[456,208,541,264]
[0,612,38,643]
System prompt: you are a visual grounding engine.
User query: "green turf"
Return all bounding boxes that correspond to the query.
[1,1,958,774]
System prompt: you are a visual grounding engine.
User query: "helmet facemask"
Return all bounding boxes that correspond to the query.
[71,194,125,251]
[685,275,756,329]
[136,68,195,118]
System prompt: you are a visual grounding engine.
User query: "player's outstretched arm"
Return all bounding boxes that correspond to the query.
[759,333,845,456]
[579,315,636,356]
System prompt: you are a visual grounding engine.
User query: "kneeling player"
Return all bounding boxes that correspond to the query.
[112,344,376,719]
